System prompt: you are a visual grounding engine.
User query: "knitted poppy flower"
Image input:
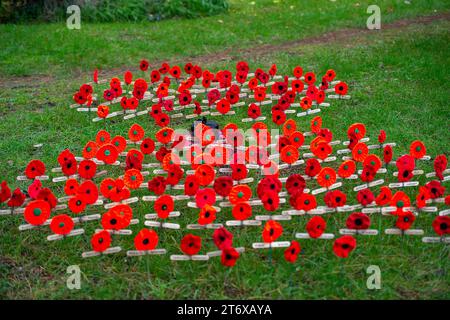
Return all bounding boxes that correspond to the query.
[347,123,366,141]
[37,188,57,209]
[364,154,382,171]
[146,176,166,196]
[280,145,299,164]
[156,127,173,145]
[57,149,77,170]
[409,140,426,159]
[221,247,240,267]
[376,186,392,206]
[324,69,336,82]
[155,113,170,127]
[97,105,109,119]
[324,190,347,208]
[61,157,78,177]
[390,191,410,215]
[312,141,332,160]
[138,138,155,155]
[260,190,280,212]
[229,185,252,205]
[124,169,143,189]
[434,154,447,180]
[272,110,286,125]
[291,192,317,211]
[303,72,315,85]
[292,79,304,93]
[432,216,450,236]
[305,158,321,177]
[195,188,216,208]
[285,174,306,195]
[355,188,374,206]
[125,150,144,171]
[231,202,252,221]
[333,235,356,258]
[293,66,303,78]
[289,131,304,148]
[0,181,11,203]
[109,204,132,228]
[300,96,312,110]
[68,195,87,214]
[396,211,415,230]
[198,205,216,225]
[25,160,46,179]
[7,188,25,208]
[96,130,111,146]
[50,214,74,235]
[110,135,127,154]
[108,179,131,203]
[346,212,370,230]
[231,164,248,181]
[360,164,376,183]
[154,195,174,219]
[257,177,282,199]
[352,142,368,162]
[139,59,149,71]
[99,178,114,198]
[78,180,98,205]
[284,241,301,263]
[165,164,183,186]
[338,160,356,178]
[282,119,296,137]
[180,234,201,255]
[416,186,430,209]
[24,200,51,225]
[396,154,415,171]
[78,159,97,180]
[212,227,233,250]
[304,216,325,239]
[134,229,159,251]
[127,124,144,143]
[262,220,283,243]
[91,230,111,252]
[309,135,325,153]
[262,161,280,179]
[216,98,230,115]
[195,164,215,187]
[97,144,119,165]
[101,210,124,231]
[82,141,97,159]
[154,146,169,164]
[383,144,393,164]
[378,130,386,144]
[179,175,196,197]
[425,180,445,199]
[247,103,261,119]
[317,167,337,188]
[28,179,42,199]
[310,116,322,134]
[213,176,233,197]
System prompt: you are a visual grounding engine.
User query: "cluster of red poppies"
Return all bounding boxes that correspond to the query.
[1,61,449,269]
[72,60,349,127]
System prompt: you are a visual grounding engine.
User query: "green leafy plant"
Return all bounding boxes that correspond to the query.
[0,0,229,23]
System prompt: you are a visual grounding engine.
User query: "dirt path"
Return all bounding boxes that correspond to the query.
[186,12,450,65]
[1,12,449,89]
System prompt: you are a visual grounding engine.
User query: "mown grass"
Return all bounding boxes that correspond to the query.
[0,0,449,77]
[0,2,449,300]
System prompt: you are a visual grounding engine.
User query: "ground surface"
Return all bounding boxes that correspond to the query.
[0,0,449,299]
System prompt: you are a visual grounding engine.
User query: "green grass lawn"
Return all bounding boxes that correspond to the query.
[0,0,449,299]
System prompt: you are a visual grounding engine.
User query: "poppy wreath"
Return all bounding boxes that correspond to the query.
[1,60,448,270]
